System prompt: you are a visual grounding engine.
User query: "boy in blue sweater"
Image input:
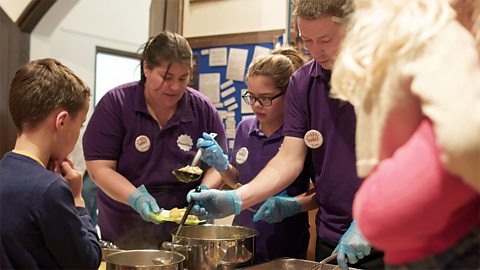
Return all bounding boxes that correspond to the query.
[0,58,101,269]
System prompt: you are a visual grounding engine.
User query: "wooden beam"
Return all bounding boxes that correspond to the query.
[0,8,30,156]
[16,0,56,33]
[186,29,285,49]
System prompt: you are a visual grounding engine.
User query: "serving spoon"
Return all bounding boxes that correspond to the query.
[172,133,217,183]
[172,149,204,182]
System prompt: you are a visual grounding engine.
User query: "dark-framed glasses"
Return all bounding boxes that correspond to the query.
[241,92,284,107]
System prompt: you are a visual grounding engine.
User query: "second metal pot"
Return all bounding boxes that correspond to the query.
[163,224,258,270]
[105,249,185,270]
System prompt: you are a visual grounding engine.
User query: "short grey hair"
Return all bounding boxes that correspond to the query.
[292,0,349,20]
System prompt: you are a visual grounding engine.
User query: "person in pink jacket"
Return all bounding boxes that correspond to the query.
[331,0,480,268]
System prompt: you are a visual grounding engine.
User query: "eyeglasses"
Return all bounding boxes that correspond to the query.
[241,92,284,107]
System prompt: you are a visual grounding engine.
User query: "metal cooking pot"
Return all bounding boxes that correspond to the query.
[105,250,185,270]
[162,224,258,270]
[100,240,123,261]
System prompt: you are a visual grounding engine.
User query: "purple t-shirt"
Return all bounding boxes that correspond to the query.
[283,60,361,243]
[83,80,226,247]
[230,117,310,263]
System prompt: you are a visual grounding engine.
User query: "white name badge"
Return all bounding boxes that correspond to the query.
[135,135,151,152]
[304,130,323,149]
[177,134,193,151]
[235,147,249,164]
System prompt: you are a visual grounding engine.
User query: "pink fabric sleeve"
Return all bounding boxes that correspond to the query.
[353,119,477,251]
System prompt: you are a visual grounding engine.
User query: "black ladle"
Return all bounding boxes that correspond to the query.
[174,186,202,237]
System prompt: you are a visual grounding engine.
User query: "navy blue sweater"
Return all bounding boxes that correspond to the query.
[0,152,101,269]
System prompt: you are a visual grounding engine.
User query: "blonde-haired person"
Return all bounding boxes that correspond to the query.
[0,58,101,269]
[332,0,480,268]
[195,47,312,263]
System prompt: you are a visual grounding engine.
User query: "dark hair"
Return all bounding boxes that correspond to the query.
[246,47,306,93]
[293,0,349,20]
[139,31,193,80]
[9,58,90,132]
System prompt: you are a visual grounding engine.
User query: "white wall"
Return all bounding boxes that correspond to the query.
[183,0,287,37]
[30,0,151,109]
[30,0,288,92]
[29,0,150,172]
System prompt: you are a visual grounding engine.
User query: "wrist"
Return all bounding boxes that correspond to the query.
[293,198,301,214]
[74,197,86,207]
[216,156,229,172]
[228,190,242,215]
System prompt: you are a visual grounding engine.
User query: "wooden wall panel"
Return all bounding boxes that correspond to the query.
[1,0,56,156]
[0,8,29,157]
[186,29,284,49]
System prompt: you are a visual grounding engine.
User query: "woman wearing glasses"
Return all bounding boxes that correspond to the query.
[196,47,311,263]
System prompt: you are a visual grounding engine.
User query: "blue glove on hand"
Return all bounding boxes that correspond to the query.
[186,185,209,219]
[187,189,241,219]
[253,194,301,223]
[334,221,371,270]
[127,184,161,224]
[197,132,229,172]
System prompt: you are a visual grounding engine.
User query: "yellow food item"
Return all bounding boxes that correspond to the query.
[169,207,184,218]
[178,165,203,175]
[169,208,199,221]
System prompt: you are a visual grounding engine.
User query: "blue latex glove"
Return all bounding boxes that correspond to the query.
[196,132,229,172]
[253,194,301,223]
[127,184,161,224]
[187,189,242,219]
[334,221,371,270]
[186,184,209,219]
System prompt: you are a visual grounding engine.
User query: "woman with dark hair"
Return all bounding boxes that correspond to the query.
[83,31,226,249]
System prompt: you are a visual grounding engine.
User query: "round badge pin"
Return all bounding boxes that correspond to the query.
[135,135,151,152]
[235,147,249,164]
[304,130,323,149]
[177,134,193,151]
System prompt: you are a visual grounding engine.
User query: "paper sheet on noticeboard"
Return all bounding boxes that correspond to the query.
[226,48,248,81]
[252,46,271,61]
[220,80,234,90]
[209,47,227,66]
[221,87,236,98]
[199,73,220,102]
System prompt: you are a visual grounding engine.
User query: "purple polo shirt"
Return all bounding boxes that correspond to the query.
[230,117,310,263]
[83,80,226,248]
[283,60,361,243]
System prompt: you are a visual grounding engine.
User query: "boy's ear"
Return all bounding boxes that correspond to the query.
[55,111,69,130]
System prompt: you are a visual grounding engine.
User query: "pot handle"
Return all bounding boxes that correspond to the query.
[162,241,191,252]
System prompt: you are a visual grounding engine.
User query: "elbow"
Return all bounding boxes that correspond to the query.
[76,244,102,270]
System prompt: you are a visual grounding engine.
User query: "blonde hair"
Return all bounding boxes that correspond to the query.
[331,0,454,105]
[246,47,306,92]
